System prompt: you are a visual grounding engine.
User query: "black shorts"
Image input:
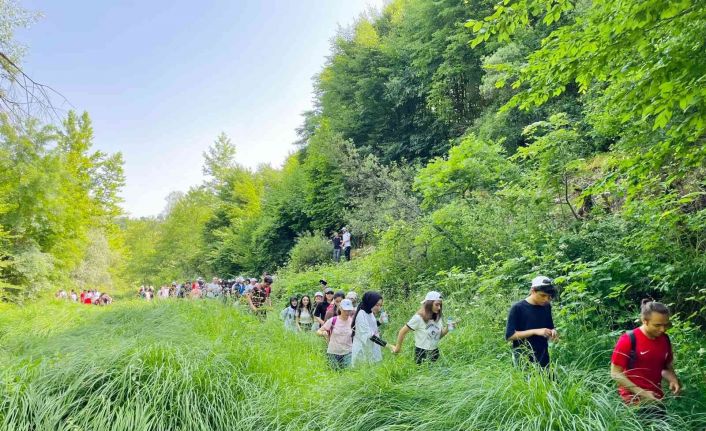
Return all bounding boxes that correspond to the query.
[414,347,440,364]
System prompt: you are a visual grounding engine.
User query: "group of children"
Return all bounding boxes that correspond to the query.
[279,280,453,369]
[279,275,681,422]
[111,271,682,423]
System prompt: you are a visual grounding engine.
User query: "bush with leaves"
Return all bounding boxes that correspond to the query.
[287,232,333,272]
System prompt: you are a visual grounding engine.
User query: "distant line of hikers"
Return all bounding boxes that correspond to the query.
[55,289,112,305]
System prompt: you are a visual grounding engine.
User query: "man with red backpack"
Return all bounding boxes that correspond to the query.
[611,299,681,418]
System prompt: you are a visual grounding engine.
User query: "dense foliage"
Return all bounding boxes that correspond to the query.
[1,0,705,427]
[117,0,705,329]
[0,113,125,299]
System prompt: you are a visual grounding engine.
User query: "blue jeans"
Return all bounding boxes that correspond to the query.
[327,353,351,370]
[333,248,341,262]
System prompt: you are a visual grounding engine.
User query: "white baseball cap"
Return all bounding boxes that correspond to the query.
[340,299,355,311]
[531,276,554,289]
[346,291,358,300]
[421,291,443,303]
[314,291,324,298]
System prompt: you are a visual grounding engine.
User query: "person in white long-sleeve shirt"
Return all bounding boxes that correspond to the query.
[351,291,392,366]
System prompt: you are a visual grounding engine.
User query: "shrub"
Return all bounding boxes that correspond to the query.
[287,232,332,272]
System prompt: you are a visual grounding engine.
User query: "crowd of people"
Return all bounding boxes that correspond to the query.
[278,276,681,423]
[55,289,113,305]
[278,280,453,369]
[65,271,680,425]
[138,275,274,311]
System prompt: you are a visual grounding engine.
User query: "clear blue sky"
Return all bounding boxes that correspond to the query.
[16,0,384,217]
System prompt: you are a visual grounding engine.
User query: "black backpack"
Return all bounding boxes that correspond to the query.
[626,330,672,370]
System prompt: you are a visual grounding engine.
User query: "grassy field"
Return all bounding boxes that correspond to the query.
[0,297,704,431]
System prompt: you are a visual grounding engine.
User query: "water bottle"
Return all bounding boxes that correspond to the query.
[380,309,389,324]
[447,317,455,332]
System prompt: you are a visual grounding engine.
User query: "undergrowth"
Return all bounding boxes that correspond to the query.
[0,296,703,430]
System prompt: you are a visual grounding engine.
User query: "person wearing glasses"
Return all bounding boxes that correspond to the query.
[505,276,558,368]
[315,287,334,327]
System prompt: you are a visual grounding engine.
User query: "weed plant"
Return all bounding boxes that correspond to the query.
[0,298,703,430]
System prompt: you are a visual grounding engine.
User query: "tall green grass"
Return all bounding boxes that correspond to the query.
[0,299,703,430]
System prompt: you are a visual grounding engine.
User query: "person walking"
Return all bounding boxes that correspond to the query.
[332,232,342,262]
[312,292,324,331]
[351,291,393,366]
[246,280,268,318]
[610,299,680,417]
[324,291,345,321]
[317,299,355,370]
[341,227,352,261]
[296,295,314,332]
[315,288,334,327]
[505,276,558,368]
[392,291,448,364]
[280,296,299,331]
[346,291,358,308]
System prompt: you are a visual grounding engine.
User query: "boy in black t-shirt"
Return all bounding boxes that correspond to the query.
[505,276,558,368]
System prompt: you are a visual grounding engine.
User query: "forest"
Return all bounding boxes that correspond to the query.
[0,0,704,429]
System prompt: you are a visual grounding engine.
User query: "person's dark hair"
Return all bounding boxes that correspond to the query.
[288,296,298,310]
[297,295,312,317]
[418,300,442,322]
[263,275,273,284]
[531,285,557,298]
[333,291,345,300]
[641,299,670,320]
[351,291,383,339]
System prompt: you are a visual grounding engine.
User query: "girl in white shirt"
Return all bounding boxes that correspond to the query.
[296,295,314,332]
[392,291,448,364]
[351,291,393,366]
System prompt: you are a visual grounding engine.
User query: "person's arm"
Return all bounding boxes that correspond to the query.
[314,305,326,325]
[662,361,681,395]
[316,319,332,341]
[295,314,302,331]
[610,363,659,402]
[505,304,552,341]
[392,325,411,353]
[508,328,552,341]
[246,293,257,312]
[548,304,559,340]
